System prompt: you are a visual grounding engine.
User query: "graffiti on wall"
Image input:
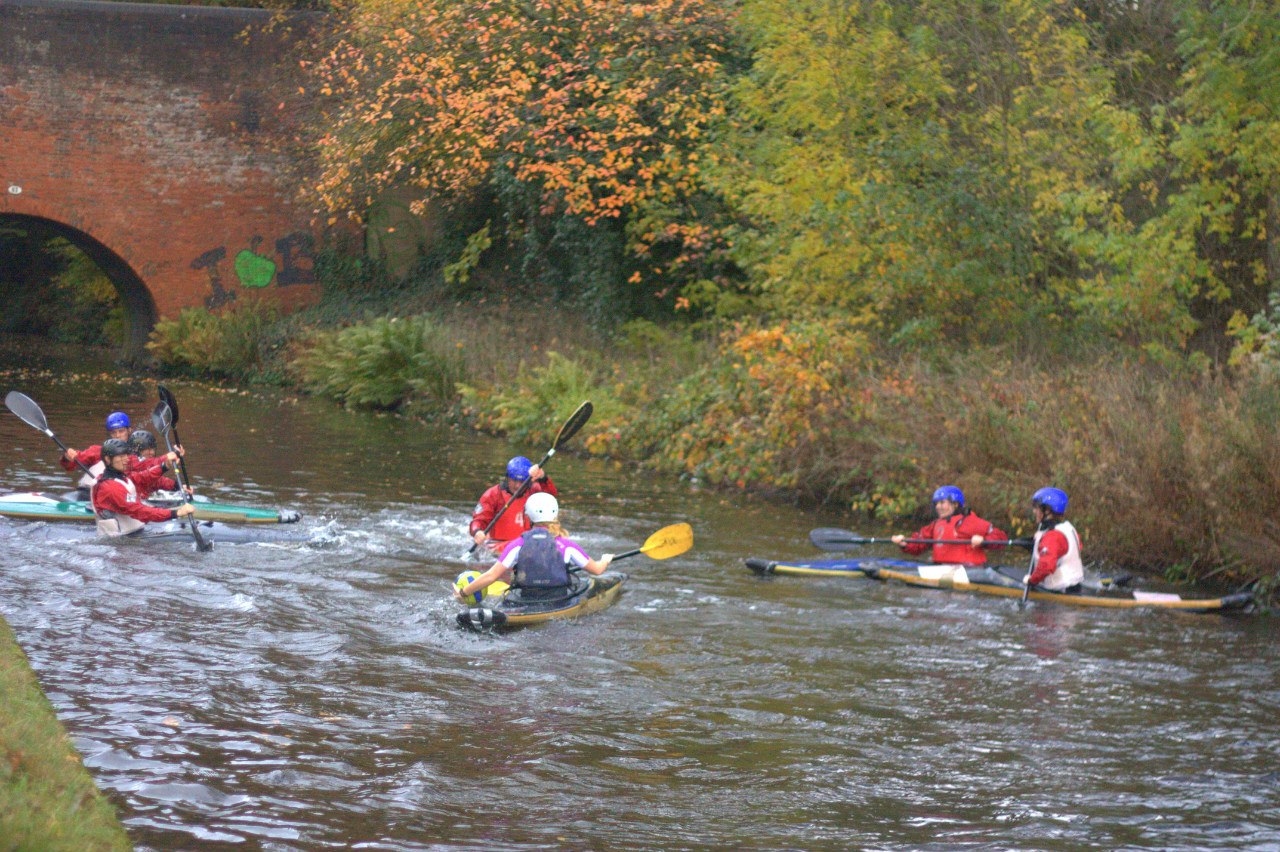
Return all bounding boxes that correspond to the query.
[191,232,316,309]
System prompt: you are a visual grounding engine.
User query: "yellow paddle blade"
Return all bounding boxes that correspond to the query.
[638,523,693,560]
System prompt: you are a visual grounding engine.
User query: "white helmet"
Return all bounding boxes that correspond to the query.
[525,492,559,524]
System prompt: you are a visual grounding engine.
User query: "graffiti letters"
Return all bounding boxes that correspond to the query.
[191,231,316,306]
[191,247,237,310]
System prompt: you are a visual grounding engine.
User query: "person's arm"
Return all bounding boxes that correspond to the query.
[894,522,933,555]
[1025,530,1068,585]
[455,558,514,602]
[564,541,613,575]
[959,513,1008,548]
[95,480,183,523]
[469,486,499,543]
[534,473,557,498]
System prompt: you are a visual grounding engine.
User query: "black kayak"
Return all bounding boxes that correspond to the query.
[745,557,1252,612]
[456,573,628,632]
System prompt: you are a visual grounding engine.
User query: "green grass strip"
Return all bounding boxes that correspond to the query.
[0,617,131,851]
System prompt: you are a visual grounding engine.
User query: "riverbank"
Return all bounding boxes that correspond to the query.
[0,616,131,850]
[139,300,1276,606]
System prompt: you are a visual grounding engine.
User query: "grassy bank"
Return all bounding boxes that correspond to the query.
[0,617,131,851]
[146,301,1274,604]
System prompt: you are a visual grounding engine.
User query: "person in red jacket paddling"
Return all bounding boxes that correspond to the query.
[891,485,1008,566]
[1022,487,1084,592]
[59,410,133,498]
[468,455,559,553]
[91,439,195,537]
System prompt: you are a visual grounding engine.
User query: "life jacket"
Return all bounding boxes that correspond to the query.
[513,528,569,590]
[78,460,106,490]
[1031,520,1084,591]
[91,472,145,537]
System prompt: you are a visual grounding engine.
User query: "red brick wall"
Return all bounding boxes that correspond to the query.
[0,0,320,351]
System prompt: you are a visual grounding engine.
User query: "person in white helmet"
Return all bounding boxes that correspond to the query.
[455,492,613,602]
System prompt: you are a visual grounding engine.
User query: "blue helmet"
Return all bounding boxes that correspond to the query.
[105,411,130,431]
[1032,487,1069,515]
[931,485,965,507]
[505,456,533,482]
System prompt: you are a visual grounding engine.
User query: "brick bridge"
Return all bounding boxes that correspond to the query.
[0,0,320,354]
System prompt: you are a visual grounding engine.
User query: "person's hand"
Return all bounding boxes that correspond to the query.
[891,534,905,545]
[601,553,614,568]
[472,530,487,546]
[453,587,467,604]
[1021,574,1032,586]
[184,485,195,496]
[971,534,984,547]
[528,464,544,481]
[175,503,196,518]
[173,444,185,458]
[64,448,78,462]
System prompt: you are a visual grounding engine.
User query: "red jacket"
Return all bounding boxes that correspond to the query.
[469,477,558,543]
[128,456,177,497]
[91,467,181,524]
[900,510,1008,565]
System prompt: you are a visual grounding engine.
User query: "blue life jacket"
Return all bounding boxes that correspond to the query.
[514,528,570,590]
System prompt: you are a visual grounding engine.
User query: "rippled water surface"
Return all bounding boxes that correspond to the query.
[1,346,1278,850]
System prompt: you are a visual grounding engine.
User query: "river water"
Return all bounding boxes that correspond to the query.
[0,345,1277,850]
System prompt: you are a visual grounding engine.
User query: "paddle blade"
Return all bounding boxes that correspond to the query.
[809,527,872,551]
[151,401,173,436]
[158,385,179,426]
[5,391,50,433]
[553,401,593,450]
[639,523,693,560]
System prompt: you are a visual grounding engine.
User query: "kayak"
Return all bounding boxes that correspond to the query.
[0,517,316,545]
[456,573,627,632]
[0,492,300,524]
[745,557,1253,612]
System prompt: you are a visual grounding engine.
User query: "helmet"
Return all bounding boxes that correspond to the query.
[931,485,965,507]
[105,411,130,431]
[101,438,132,460]
[506,456,533,482]
[129,430,157,453]
[525,492,559,524]
[1032,487,1069,515]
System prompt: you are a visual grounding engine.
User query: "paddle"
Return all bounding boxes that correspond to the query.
[610,522,694,563]
[809,527,1033,552]
[4,391,98,479]
[463,400,593,558]
[152,401,212,553]
[157,385,195,488]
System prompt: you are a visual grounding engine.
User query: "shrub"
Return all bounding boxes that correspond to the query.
[146,300,281,380]
[291,315,466,410]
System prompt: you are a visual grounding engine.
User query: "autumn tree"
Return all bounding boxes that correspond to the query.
[304,0,735,319]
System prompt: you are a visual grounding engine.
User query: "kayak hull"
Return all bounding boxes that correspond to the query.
[0,518,315,545]
[0,492,299,524]
[745,557,1251,612]
[456,573,627,632]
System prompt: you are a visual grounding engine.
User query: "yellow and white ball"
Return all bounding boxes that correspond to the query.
[455,570,483,605]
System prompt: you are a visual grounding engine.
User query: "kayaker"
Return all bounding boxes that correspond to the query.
[90,439,195,537]
[1022,487,1084,592]
[468,455,559,553]
[455,493,612,603]
[891,485,1008,565]
[124,430,192,500]
[59,410,132,499]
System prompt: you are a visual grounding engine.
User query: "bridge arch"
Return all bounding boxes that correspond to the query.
[0,213,158,356]
[0,0,321,352]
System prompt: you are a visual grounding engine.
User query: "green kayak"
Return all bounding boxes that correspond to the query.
[0,492,300,524]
